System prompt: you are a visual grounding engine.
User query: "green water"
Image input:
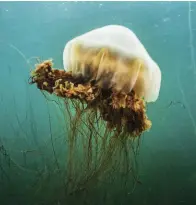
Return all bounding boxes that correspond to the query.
[1,1,196,205]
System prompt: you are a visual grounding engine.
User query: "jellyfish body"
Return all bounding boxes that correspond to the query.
[63,25,161,102]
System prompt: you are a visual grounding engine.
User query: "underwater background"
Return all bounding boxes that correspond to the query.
[1,1,196,205]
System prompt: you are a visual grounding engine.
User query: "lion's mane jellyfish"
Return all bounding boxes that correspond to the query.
[30,25,161,194]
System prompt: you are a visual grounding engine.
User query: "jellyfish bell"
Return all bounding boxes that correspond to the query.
[63,25,161,103]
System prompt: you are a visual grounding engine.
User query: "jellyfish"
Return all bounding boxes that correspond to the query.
[30,25,161,195]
